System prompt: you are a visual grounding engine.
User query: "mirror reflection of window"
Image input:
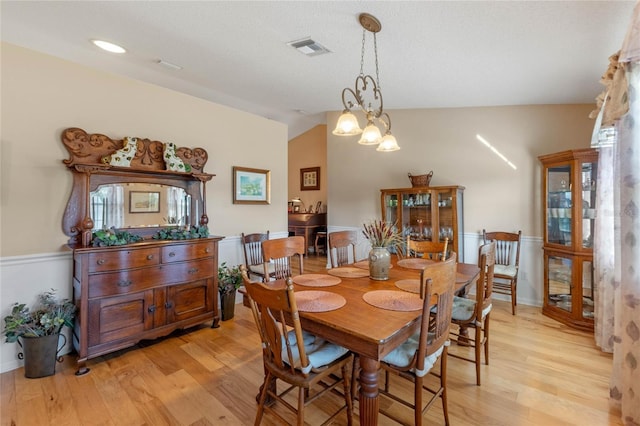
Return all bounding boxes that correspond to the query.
[90,184,190,230]
[91,185,124,230]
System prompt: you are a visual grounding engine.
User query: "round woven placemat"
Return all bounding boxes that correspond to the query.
[292,274,342,287]
[327,267,369,278]
[295,291,346,312]
[362,290,423,312]
[396,258,435,270]
[395,279,420,294]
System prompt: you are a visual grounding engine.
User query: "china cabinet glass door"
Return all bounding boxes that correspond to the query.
[547,255,572,313]
[546,164,572,247]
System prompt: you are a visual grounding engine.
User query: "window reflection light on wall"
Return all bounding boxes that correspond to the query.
[476,134,517,170]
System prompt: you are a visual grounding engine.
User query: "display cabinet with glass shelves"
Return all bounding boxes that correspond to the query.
[539,149,598,331]
[380,185,464,261]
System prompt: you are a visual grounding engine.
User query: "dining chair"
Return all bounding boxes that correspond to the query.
[261,236,305,280]
[406,236,449,261]
[378,253,457,426]
[482,229,521,315]
[240,265,354,426]
[328,230,358,268]
[241,231,275,282]
[448,241,496,386]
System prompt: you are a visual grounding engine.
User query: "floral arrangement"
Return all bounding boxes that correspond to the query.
[217,262,243,295]
[92,228,143,247]
[362,219,405,254]
[3,289,75,343]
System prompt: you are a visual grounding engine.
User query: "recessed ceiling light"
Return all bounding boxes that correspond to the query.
[92,40,126,54]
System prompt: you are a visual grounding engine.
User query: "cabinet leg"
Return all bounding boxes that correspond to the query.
[75,360,90,376]
[211,315,220,328]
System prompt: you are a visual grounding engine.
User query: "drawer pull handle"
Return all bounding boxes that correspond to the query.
[188,267,199,274]
[118,280,132,287]
[169,252,176,257]
[164,302,173,309]
[147,254,154,260]
[97,259,105,265]
[148,305,156,313]
[205,248,210,253]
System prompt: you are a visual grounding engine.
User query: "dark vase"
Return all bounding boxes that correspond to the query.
[18,333,66,378]
[220,290,237,321]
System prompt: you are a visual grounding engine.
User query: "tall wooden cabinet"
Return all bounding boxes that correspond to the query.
[539,149,598,331]
[61,128,222,373]
[380,186,464,261]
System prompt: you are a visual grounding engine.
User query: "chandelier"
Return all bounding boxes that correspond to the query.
[332,13,400,152]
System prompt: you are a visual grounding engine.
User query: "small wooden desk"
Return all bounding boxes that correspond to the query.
[243,256,479,425]
[288,213,326,256]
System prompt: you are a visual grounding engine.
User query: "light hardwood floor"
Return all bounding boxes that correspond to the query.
[1,254,621,425]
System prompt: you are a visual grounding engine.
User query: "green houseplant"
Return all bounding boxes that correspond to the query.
[217,262,243,321]
[3,289,76,378]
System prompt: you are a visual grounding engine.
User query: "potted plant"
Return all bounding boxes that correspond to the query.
[3,289,76,378]
[362,219,405,280]
[217,262,243,321]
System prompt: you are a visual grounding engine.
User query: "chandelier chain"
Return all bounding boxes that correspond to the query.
[374,32,380,88]
[360,29,366,76]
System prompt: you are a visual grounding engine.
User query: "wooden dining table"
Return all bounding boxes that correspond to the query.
[243,256,479,426]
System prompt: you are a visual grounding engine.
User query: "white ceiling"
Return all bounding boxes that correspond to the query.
[1,1,635,139]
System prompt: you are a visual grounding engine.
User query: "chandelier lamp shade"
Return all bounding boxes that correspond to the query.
[333,13,400,152]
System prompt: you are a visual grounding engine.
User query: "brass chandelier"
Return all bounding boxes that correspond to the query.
[332,13,400,152]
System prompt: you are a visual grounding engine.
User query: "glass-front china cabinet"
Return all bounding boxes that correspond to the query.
[539,149,598,331]
[380,186,464,262]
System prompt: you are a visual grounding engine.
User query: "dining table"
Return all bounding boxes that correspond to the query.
[243,255,480,426]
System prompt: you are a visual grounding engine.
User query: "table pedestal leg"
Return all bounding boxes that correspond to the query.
[358,356,379,426]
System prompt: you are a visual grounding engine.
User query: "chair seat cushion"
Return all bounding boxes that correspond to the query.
[451,296,492,321]
[494,264,517,278]
[382,332,446,377]
[283,330,348,372]
[250,263,275,274]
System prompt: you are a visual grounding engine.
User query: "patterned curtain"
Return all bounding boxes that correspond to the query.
[593,3,640,422]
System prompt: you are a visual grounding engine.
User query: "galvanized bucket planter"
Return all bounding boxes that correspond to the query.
[18,333,66,378]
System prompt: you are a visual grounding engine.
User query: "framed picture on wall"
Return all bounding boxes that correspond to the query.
[233,166,271,204]
[129,191,160,213]
[300,167,320,191]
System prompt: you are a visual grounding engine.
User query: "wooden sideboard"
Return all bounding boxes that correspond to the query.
[72,238,221,372]
[288,213,326,255]
[60,127,222,374]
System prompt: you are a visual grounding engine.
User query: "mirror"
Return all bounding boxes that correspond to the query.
[90,183,193,230]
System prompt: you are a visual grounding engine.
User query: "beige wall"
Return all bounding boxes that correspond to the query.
[0,43,288,257]
[288,124,327,213]
[326,105,594,237]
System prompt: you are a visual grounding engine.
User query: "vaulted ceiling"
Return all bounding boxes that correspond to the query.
[1,1,635,138]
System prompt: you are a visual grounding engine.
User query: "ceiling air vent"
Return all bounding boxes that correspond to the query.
[287,38,331,57]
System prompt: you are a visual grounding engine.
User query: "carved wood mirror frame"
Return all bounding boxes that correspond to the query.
[60,127,215,247]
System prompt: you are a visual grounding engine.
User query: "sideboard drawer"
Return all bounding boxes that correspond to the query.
[88,248,161,273]
[161,241,215,263]
[88,266,164,298]
[160,258,214,285]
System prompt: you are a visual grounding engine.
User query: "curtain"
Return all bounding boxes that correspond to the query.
[592,3,640,423]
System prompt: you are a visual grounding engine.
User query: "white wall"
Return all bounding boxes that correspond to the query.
[0,43,288,373]
[326,105,594,311]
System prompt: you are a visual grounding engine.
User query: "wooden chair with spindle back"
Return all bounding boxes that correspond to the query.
[240,265,354,425]
[378,253,457,425]
[261,236,305,280]
[328,230,359,268]
[407,236,449,261]
[482,230,521,315]
[241,231,275,282]
[448,241,496,386]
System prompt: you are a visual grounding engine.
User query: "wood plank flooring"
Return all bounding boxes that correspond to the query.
[1,254,621,425]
